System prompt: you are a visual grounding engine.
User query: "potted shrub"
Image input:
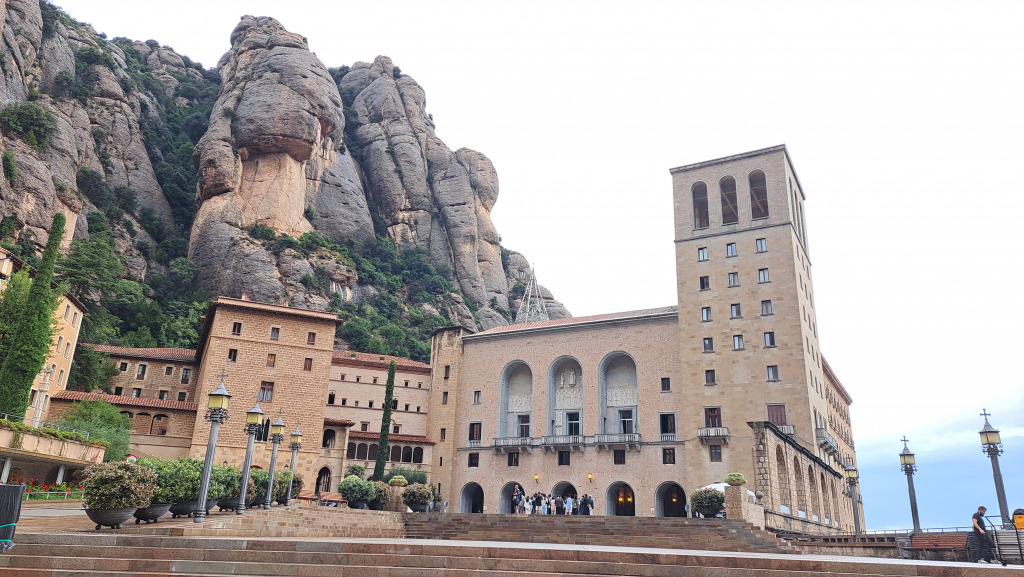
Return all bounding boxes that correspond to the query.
[248,468,270,508]
[691,487,725,518]
[81,462,157,530]
[134,459,174,524]
[402,483,432,513]
[338,475,373,509]
[212,464,240,511]
[724,472,747,486]
[369,480,390,510]
[388,475,408,487]
[273,471,304,504]
[164,458,204,518]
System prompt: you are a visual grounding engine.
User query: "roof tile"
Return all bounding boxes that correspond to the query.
[52,390,198,411]
[87,344,197,363]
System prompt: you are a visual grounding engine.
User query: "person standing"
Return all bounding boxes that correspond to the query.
[973,506,996,563]
[564,495,574,515]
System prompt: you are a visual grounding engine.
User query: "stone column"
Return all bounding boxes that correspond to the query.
[55,465,66,484]
[0,457,11,483]
[724,485,745,521]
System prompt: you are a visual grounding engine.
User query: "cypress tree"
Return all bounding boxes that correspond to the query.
[0,213,65,416]
[372,360,397,481]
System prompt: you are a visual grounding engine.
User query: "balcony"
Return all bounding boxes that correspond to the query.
[492,436,534,454]
[595,433,641,452]
[540,435,586,452]
[778,425,795,436]
[468,439,483,448]
[660,433,677,442]
[815,427,839,455]
[697,427,730,445]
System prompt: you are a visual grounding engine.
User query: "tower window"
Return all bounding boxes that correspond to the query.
[709,444,723,462]
[692,182,709,229]
[756,238,767,252]
[663,448,676,464]
[726,242,737,257]
[733,335,744,350]
[767,365,780,381]
[704,407,722,428]
[764,332,776,347]
[468,453,479,467]
[720,177,738,225]
[231,322,242,336]
[697,247,708,262]
[699,276,710,291]
[661,377,671,392]
[761,300,773,315]
[702,337,714,353]
[701,307,711,322]
[269,327,280,341]
[507,452,519,467]
[705,370,716,385]
[758,268,770,283]
[730,303,741,318]
[613,449,626,465]
[749,170,769,219]
[728,272,739,287]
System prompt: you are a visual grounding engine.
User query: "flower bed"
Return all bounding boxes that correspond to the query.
[6,480,85,500]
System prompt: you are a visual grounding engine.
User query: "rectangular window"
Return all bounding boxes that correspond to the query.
[63,304,70,320]
[231,322,242,336]
[72,312,78,327]
[135,364,147,380]
[473,390,481,404]
[728,272,739,287]
[64,342,70,357]
[158,390,169,400]
[114,386,123,396]
[726,242,737,257]
[756,238,767,252]
[442,391,448,404]
[733,334,744,350]
[565,412,580,436]
[341,398,347,406]
[660,377,671,392]
[518,414,531,437]
[373,377,379,384]
[764,332,776,347]
[444,365,451,379]
[307,332,316,345]
[697,247,708,262]
[440,428,446,441]
[119,362,128,372]
[468,453,479,467]
[393,424,400,434]
[303,358,313,371]
[761,300,773,316]
[180,368,191,384]
[699,276,710,291]
[660,413,676,435]
[618,409,634,434]
[730,303,741,318]
[703,337,713,352]
[368,401,374,408]
[709,444,723,462]
[558,450,571,466]
[704,407,722,428]
[269,327,280,341]
[767,365,780,381]
[758,268,770,283]
[328,392,336,405]
[228,348,238,362]
[404,380,410,387]
[705,369,716,385]
[701,307,711,322]
[767,404,787,426]
[662,448,676,465]
[392,399,399,410]
[613,449,626,465]
[131,388,141,398]
[177,391,187,402]
[259,381,274,402]
[266,353,276,368]
[507,452,520,467]
[469,422,482,442]
[360,422,368,432]
[404,403,410,411]
[164,366,174,376]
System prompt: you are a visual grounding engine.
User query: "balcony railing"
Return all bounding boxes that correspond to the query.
[493,436,533,447]
[815,427,839,455]
[491,434,643,452]
[697,427,730,444]
[540,435,585,446]
[778,425,795,436]
[660,433,677,442]
[468,439,482,448]
[594,433,641,444]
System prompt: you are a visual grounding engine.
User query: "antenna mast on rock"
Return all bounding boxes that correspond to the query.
[515,265,547,324]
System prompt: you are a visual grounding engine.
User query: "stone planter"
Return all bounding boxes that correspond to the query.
[133,503,172,524]
[698,508,721,518]
[409,503,428,513]
[217,497,239,512]
[85,507,136,530]
[347,500,366,509]
[367,501,384,511]
[170,499,199,518]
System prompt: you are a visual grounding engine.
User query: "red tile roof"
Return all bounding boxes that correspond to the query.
[52,390,198,411]
[332,350,431,373]
[87,344,197,363]
[476,306,678,335]
[346,430,435,445]
[324,417,355,427]
[212,296,341,322]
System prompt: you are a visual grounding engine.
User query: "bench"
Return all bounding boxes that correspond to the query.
[899,533,968,561]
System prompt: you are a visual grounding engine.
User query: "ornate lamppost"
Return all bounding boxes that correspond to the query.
[844,464,861,535]
[979,409,1011,527]
[194,376,231,523]
[263,417,285,509]
[899,437,921,533]
[236,401,263,514]
[284,426,302,506]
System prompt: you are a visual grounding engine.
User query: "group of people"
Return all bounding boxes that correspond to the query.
[511,486,594,515]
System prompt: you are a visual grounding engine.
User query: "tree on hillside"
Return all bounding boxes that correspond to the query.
[0,269,32,360]
[373,361,397,481]
[54,399,131,461]
[0,213,64,416]
[67,345,119,392]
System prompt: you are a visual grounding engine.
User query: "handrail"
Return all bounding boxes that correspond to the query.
[0,411,90,439]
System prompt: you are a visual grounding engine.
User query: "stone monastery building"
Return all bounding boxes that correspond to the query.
[45,145,862,533]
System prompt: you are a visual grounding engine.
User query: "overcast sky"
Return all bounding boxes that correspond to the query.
[55,0,1022,529]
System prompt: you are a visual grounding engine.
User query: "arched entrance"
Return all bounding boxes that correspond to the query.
[460,482,485,513]
[654,482,686,517]
[551,481,578,500]
[606,482,635,516]
[316,467,331,495]
[499,481,524,514]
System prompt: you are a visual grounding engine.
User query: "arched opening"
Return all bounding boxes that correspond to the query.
[807,465,819,522]
[134,412,152,435]
[402,446,413,463]
[498,361,533,439]
[368,443,378,461]
[120,411,133,419]
[499,481,524,514]
[749,170,769,219]
[655,482,686,517]
[346,442,356,459]
[775,445,791,513]
[820,472,831,524]
[551,481,577,500]
[598,352,638,435]
[547,356,584,436]
[460,482,484,513]
[793,456,807,517]
[322,429,336,448]
[606,482,635,516]
[316,466,332,495]
[830,479,840,527]
[412,447,423,463]
[390,445,401,462]
[720,176,738,225]
[692,181,709,228]
[150,414,168,436]
[356,443,368,460]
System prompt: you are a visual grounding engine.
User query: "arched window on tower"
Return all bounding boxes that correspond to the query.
[692,182,709,229]
[720,176,738,225]
[749,170,769,219]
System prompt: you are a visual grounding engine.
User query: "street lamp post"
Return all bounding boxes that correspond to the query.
[844,464,861,535]
[194,376,231,523]
[263,417,285,509]
[979,409,1011,527]
[285,426,302,506]
[236,402,263,514]
[899,437,921,533]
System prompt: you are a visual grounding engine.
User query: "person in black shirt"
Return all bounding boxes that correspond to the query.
[972,506,996,563]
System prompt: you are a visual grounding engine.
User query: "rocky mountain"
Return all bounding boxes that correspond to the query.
[0,3,568,362]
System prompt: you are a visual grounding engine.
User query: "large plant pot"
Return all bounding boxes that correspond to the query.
[367,501,384,511]
[133,503,172,524]
[347,500,366,509]
[409,503,428,513]
[698,508,721,518]
[217,497,240,512]
[170,499,199,518]
[85,507,136,530]
[247,495,267,508]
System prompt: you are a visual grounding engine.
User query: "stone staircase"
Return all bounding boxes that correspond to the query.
[156,505,405,539]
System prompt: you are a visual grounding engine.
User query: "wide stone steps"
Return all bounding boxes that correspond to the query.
[1,533,1009,577]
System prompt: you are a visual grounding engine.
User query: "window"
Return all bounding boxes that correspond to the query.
[72,312,78,327]
[444,365,450,379]
[354,401,359,406]
[131,388,141,397]
[440,428,446,441]
[63,305,70,320]
[303,358,313,371]
[749,170,769,219]
[663,448,676,465]
[341,398,347,406]
[730,303,741,318]
[63,342,70,358]
[158,390,169,400]
[613,449,626,465]
[720,176,739,225]
[393,424,401,434]
[618,409,634,434]
[756,238,767,252]
[57,368,65,386]
[704,407,722,428]
[392,399,399,410]
[660,413,676,435]
[114,386,123,396]
[307,332,316,345]
[699,276,710,291]
[404,380,410,387]
[692,182,709,229]
[177,392,187,402]
[761,300,773,316]
[442,391,448,404]
[416,406,421,412]
[269,327,280,341]
[417,382,422,388]
[438,457,443,467]
[328,392,336,405]
[468,453,479,467]
[266,354,276,368]
[558,450,571,466]
[228,349,238,362]
[180,368,191,384]
[360,422,368,432]
[164,366,174,376]
[56,336,63,352]
[661,377,671,392]
[697,247,708,262]
[518,414,531,437]
[728,272,739,287]
[372,377,378,384]
[701,307,711,322]
[704,369,716,385]
[356,376,361,382]
[507,452,520,467]
[709,444,723,462]
[767,365,780,381]
[764,332,776,347]
[767,404,787,426]
[473,391,481,404]
[758,268,770,283]
[469,422,482,442]
[565,412,580,436]
[702,337,714,352]
[119,363,128,372]
[135,364,147,380]
[726,242,737,257]
[259,381,274,402]
[368,401,374,408]
[231,322,242,336]
[733,335,744,350]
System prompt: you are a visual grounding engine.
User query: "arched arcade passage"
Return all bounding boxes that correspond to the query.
[460,482,485,514]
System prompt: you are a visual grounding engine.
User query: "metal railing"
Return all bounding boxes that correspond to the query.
[21,491,84,501]
[815,427,838,454]
[0,411,90,439]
